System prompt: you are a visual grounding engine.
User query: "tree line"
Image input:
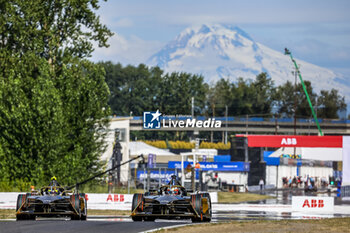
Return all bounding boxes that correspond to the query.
[102,62,346,119]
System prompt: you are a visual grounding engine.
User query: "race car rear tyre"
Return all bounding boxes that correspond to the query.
[16,194,26,212]
[16,215,27,221]
[70,194,81,220]
[144,216,155,221]
[131,194,144,221]
[201,193,212,222]
[16,214,35,221]
[131,216,143,221]
[191,194,203,222]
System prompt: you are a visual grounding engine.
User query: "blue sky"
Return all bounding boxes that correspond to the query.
[92,0,350,78]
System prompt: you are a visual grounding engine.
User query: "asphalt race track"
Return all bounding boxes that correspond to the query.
[0,219,187,233]
[1,190,350,233]
[1,207,350,233]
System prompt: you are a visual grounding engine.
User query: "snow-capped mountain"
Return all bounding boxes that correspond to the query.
[147,24,349,101]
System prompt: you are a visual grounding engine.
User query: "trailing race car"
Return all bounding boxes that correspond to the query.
[16,177,87,220]
[131,175,212,222]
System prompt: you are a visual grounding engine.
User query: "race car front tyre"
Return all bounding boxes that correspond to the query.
[132,194,144,212]
[201,193,212,222]
[79,193,87,221]
[16,194,26,212]
[131,194,144,221]
[70,194,81,220]
[191,194,203,222]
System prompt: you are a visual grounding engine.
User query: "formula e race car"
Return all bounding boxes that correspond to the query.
[131,175,212,222]
[16,177,87,220]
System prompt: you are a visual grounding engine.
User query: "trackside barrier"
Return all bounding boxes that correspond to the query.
[0,192,218,210]
[292,196,334,213]
[247,185,275,192]
[0,192,19,209]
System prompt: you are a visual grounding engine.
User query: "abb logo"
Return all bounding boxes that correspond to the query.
[281,138,297,145]
[292,196,333,213]
[106,194,125,202]
[302,199,324,208]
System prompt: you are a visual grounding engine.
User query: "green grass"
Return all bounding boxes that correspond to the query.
[218,192,274,203]
[0,209,15,219]
[87,209,131,216]
[153,218,350,233]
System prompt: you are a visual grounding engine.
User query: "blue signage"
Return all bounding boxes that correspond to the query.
[168,161,250,172]
[148,153,156,168]
[137,170,175,182]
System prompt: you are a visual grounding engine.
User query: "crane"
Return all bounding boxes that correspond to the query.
[284,48,323,136]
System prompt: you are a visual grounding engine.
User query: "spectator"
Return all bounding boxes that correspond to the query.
[282,177,287,187]
[259,178,265,191]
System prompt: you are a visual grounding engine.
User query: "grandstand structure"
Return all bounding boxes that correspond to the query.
[126,116,350,135]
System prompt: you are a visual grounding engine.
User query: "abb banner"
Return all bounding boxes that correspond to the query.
[0,192,134,210]
[245,135,342,148]
[86,193,133,210]
[292,196,334,213]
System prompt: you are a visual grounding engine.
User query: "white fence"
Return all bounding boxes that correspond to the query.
[0,192,218,210]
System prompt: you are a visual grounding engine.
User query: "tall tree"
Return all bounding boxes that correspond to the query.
[102,62,163,116]
[207,73,275,117]
[275,80,317,118]
[0,0,112,185]
[159,72,208,115]
[250,73,275,115]
[316,89,346,119]
[207,79,233,117]
[0,54,65,183]
[274,81,295,117]
[102,62,208,117]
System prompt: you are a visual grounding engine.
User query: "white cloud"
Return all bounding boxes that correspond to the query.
[113,18,134,28]
[91,34,164,65]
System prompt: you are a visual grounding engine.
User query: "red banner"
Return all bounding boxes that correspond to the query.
[243,135,343,148]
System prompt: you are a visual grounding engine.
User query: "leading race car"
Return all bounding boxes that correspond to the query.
[131,175,212,222]
[16,177,87,220]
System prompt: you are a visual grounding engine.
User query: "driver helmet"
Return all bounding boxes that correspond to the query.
[48,188,57,196]
[171,186,179,195]
[50,176,58,185]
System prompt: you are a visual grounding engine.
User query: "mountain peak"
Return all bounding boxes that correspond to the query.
[148,24,258,68]
[146,25,348,102]
[178,24,254,41]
